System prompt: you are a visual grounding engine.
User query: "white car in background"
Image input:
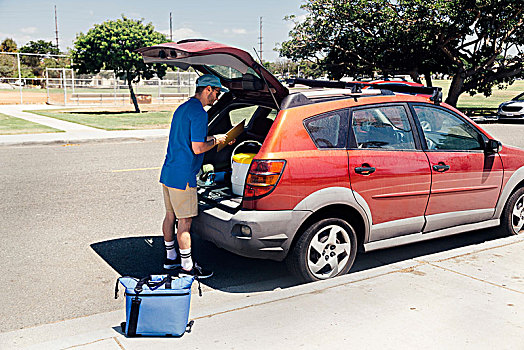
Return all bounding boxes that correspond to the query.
[498,92,524,120]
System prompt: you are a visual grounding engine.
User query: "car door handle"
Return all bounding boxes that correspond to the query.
[355,166,376,175]
[432,164,450,172]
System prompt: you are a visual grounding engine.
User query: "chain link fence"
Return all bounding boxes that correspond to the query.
[0,51,70,104]
[0,51,197,105]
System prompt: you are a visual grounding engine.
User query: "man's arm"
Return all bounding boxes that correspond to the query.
[192,134,228,154]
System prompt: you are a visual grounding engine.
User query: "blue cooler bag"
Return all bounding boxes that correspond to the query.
[115,275,197,337]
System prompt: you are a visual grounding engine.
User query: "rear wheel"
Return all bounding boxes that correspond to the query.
[287,218,357,282]
[500,187,524,235]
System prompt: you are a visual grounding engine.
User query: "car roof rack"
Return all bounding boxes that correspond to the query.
[286,78,443,105]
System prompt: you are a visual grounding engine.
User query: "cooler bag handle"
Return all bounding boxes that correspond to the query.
[136,275,177,293]
[114,275,175,299]
[115,276,139,299]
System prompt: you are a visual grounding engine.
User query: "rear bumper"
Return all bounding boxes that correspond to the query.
[191,203,310,261]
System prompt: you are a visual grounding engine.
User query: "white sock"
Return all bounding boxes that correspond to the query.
[164,240,177,260]
[180,248,193,271]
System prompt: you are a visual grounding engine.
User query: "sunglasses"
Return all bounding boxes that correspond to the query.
[213,88,222,98]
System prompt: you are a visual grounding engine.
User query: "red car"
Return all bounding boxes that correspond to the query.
[139,40,524,282]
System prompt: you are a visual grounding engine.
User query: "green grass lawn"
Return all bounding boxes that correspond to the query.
[0,113,63,135]
[26,110,174,131]
[431,79,524,109]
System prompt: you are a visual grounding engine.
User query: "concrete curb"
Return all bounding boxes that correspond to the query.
[0,135,168,147]
[1,234,522,349]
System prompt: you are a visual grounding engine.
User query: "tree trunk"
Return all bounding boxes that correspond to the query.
[445,72,464,107]
[423,71,432,87]
[409,69,422,84]
[127,76,140,113]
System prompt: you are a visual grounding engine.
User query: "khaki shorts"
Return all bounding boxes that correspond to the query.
[162,184,198,219]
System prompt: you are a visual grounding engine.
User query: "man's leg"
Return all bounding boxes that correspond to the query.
[162,211,176,242]
[162,185,180,268]
[166,184,213,278]
[177,217,193,271]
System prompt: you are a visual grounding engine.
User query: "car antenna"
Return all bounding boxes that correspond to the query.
[252,48,281,111]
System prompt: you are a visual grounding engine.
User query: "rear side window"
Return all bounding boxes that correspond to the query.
[304,110,348,149]
[351,105,416,150]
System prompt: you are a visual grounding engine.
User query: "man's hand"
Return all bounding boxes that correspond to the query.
[193,134,235,154]
[214,134,227,144]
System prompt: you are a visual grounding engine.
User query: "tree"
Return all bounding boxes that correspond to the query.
[263,60,296,77]
[19,40,61,78]
[281,0,523,106]
[0,54,17,78]
[20,40,60,55]
[1,38,17,52]
[72,16,167,112]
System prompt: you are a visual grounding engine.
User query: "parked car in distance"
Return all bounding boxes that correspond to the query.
[498,92,524,119]
[139,40,524,282]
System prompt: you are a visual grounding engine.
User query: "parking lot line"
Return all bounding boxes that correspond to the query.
[111,166,161,173]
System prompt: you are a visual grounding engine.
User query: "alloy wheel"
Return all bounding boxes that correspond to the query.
[511,192,524,233]
[306,224,352,279]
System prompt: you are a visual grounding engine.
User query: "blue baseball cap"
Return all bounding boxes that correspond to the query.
[196,74,229,93]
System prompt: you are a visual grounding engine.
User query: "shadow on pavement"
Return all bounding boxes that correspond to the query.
[91,227,507,293]
[496,119,524,124]
[90,234,299,292]
[353,227,507,272]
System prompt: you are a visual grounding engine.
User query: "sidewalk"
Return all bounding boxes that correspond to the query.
[0,105,168,146]
[1,234,522,350]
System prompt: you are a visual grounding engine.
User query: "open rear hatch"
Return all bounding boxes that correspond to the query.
[137,39,288,108]
[138,40,286,208]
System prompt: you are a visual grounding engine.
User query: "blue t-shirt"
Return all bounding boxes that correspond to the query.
[160,98,208,189]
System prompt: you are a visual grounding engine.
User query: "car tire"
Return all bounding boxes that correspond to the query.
[286,218,357,282]
[500,187,524,235]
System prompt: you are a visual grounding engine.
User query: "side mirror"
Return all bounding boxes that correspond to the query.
[485,139,502,154]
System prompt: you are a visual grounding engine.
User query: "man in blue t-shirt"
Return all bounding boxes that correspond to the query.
[160,74,229,278]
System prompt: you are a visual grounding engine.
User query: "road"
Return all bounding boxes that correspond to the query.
[0,121,523,333]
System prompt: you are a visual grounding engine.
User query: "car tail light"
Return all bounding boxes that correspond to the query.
[244,160,286,199]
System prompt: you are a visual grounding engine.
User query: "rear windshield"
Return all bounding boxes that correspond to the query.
[206,64,260,80]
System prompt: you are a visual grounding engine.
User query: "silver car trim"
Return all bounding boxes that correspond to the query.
[369,216,426,241]
[494,165,524,218]
[351,191,373,226]
[424,208,495,232]
[259,234,288,240]
[259,247,284,251]
[293,186,372,241]
[364,219,500,252]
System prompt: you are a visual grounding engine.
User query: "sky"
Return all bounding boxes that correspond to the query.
[0,0,306,61]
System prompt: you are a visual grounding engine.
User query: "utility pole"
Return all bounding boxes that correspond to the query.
[54,5,59,51]
[169,12,173,41]
[258,17,263,63]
